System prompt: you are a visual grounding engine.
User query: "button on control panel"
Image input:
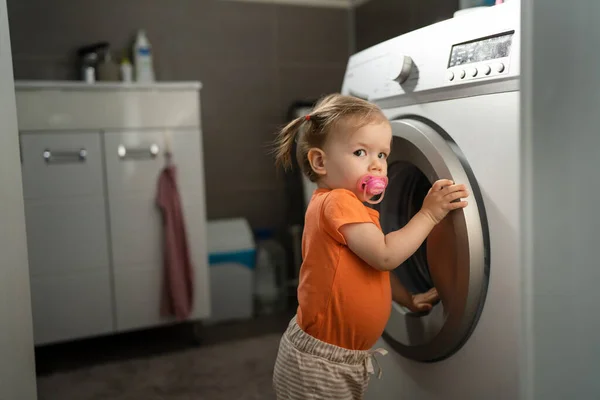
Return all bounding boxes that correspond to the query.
[447,61,508,83]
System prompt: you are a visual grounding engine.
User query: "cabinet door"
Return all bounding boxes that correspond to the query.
[20,131,114,345]
[20,131,105,199]
[29,271,114,346]
[104,129,209,332]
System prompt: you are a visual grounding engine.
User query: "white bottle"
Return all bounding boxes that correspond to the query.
[120,57,133,83]
[133,30,155,82]
[254,239,284,315]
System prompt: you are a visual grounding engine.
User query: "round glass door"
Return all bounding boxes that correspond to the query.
[372,116,490,362]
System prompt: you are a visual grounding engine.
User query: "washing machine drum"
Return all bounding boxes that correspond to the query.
[372,116,490,363]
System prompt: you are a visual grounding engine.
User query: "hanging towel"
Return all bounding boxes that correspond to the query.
[156,164,194,320]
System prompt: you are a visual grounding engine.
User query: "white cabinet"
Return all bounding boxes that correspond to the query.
[15,81,210,345]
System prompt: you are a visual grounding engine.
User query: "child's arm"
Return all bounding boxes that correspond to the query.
[390,272,438,312]
[340,179,468,272]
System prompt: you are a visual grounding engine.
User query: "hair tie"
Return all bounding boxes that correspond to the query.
[305,115,310,121]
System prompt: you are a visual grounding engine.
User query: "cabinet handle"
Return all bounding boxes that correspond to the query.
[43,148,87,163]
[117,144,159,160]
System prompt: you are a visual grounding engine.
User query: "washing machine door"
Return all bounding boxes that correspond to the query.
[374,116,490,362]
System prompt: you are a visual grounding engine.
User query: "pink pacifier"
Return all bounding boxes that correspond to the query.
[357,174,389,205]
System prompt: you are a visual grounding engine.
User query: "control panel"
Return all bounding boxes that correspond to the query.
[446,31,514,83]
[341,0,520,101]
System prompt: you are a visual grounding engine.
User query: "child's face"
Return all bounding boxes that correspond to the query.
[317,120,392,202]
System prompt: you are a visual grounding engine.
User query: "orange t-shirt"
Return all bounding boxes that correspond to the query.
[296,188,391,350]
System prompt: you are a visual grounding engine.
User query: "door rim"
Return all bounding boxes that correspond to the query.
[379,115,490,362]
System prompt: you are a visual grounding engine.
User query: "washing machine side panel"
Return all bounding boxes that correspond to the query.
[369,91,520,399]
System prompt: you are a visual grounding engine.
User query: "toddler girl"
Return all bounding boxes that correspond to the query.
[272,94,468,400]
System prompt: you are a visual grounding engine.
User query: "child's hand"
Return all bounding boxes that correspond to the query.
[407,288,439,313]
[419,179,469,225]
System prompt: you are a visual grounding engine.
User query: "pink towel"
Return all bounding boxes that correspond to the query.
[156,165,194,320]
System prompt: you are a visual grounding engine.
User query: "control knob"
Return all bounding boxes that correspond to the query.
[388,54,414,84]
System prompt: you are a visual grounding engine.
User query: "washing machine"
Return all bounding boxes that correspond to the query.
[337,1,520,398]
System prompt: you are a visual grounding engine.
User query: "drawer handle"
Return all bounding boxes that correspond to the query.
[117,144,160,160]
[43,148,87,163]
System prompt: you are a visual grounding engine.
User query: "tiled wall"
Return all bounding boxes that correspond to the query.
[6,0,351,231]
[355,0,459,51]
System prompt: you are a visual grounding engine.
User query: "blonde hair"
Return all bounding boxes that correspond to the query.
[273,93,387,182]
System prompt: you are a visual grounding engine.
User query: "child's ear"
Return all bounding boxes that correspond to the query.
[307,148,327,177]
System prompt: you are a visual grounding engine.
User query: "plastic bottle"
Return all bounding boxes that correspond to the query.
[120,56,133,83]
[133,30,155,82]
[253,230,286,315]
[255,245,279,315]
[97,49,120,81]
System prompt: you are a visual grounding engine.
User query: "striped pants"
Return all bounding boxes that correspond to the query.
[272,316,387,400]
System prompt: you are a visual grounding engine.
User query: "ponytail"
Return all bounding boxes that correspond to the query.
[272,93,386,182]
[273,116,306,171]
